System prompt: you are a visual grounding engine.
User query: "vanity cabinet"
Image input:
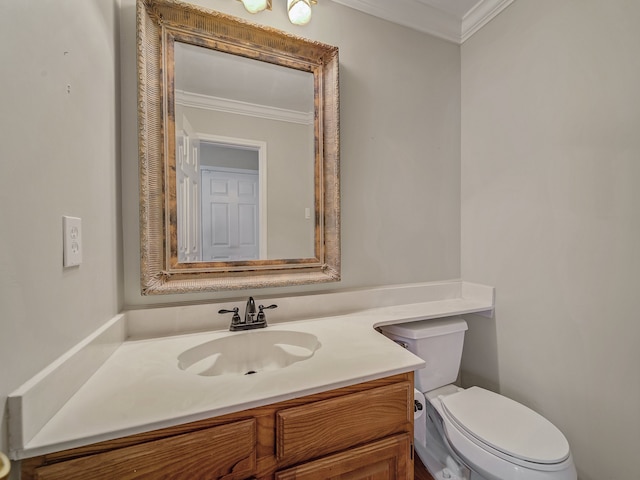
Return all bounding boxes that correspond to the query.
[21,373,414,480]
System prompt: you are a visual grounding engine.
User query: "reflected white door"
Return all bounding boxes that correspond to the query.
[177,117,201,262]
[201,168,259,261]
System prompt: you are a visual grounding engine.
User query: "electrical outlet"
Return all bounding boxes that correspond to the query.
[63,216,82,267]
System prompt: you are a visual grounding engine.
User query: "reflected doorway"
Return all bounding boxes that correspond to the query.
[199,139,267,261]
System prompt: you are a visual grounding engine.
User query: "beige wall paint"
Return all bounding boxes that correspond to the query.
[461,1,640,479]
[0,0,122,457]
[120,0,462,306]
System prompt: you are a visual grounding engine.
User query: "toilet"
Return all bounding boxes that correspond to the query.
[380,318,577,480]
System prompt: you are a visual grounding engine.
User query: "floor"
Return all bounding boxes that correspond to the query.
[415,455,436,480]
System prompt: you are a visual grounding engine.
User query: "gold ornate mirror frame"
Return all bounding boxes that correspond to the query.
[137,0,340,294]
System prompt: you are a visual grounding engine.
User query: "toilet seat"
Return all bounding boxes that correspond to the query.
[439,387,570,469]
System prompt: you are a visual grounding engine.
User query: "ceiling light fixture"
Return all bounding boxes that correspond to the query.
[238,0,272,14]
[237,0,317,26]
[287,0,317,25]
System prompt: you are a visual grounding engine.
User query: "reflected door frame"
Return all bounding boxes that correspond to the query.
[198,134,267,259]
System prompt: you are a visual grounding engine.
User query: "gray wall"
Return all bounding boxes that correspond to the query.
[121,0,462,306]
[0,0,122,457]
[200,143,259,170]
[460,1,640,479]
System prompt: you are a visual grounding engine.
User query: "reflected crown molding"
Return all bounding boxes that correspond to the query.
[330,0,514,44]
[175,89,314,125]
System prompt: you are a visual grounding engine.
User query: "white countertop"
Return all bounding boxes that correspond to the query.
[20,314,423,458]
[9,281,494,459]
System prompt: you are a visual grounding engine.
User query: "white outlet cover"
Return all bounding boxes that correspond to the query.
[63,216,82,267]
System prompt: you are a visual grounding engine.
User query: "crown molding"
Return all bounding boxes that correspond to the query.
[330,0,514,44]
[461,0,514,42]
[175,90,314,125]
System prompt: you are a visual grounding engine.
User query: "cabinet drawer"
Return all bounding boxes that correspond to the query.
[276,381,412,465]
[34,418,256,480]
[275,433,412,480]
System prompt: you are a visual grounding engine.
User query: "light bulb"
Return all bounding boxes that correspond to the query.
[288,0,312,25]
[241,0,269,13]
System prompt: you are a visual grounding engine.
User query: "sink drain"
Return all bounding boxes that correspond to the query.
[245,370,258,375]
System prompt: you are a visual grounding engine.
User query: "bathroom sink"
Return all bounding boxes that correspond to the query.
[177,330,321,377]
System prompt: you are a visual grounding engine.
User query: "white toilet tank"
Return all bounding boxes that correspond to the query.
[380,317,468,393]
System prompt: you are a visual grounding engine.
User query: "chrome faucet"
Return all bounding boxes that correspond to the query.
[244,296,257,324]
[218,297,277,331]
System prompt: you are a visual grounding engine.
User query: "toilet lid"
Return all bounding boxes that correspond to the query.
[441,387,570,464]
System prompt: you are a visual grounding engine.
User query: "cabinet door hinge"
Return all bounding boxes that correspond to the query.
[411,442,414,460]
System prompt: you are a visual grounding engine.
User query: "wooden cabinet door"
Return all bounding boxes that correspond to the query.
[276,382,412,466]
[275,433,413,480]
[33,419,256,480]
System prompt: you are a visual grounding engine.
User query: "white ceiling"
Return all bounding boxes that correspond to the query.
[330,0,515,44]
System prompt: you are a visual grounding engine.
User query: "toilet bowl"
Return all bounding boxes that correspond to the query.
[380,318,577,480]
[427,385,576,480]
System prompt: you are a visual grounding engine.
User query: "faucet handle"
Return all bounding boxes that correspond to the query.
[256,304,277,326]
[258,304,278,311]
[218,307,241,325]
[218,307,240,315]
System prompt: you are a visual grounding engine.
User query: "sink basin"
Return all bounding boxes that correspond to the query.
[177,330,321,377]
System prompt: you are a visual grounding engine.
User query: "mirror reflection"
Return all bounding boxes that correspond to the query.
[174,42,315,263]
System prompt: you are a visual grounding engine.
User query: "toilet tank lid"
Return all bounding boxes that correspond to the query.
[380,317,468,339]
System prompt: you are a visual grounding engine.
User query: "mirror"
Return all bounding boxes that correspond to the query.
[137,0,340,294]
[173,43,315,262]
